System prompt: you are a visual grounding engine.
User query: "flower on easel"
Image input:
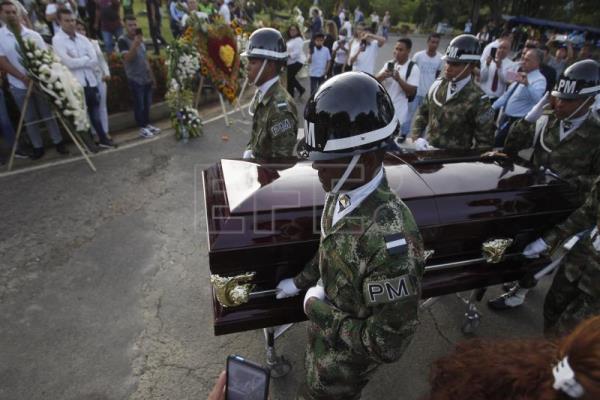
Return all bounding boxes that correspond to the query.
[14,31,90,136]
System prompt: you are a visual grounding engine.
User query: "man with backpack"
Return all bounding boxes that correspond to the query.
[376,37,420,141]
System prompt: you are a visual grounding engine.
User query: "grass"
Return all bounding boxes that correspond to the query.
[131,1,175,54]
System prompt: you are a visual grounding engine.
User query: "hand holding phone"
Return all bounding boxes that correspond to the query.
[490,47,497,59]
[226,355,270,400]
[135,28,143,36]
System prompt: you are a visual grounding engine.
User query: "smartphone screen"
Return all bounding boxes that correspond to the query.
[387,62,394,71]
[490,47,497,59]
[226,355,269,400]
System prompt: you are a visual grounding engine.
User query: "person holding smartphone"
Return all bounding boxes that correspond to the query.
[118,15,161,138]
[376,37,420,141]
[479,38,517,102]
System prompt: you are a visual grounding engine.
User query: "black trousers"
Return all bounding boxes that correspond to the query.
[287,62,305,97]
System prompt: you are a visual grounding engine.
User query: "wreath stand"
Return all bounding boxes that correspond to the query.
[6,81,97,172]
[194,75,234,126]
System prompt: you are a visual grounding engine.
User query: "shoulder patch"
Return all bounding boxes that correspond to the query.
[270,118,293,136]
[384,233,407,255]
[363,274,417,306]
[276,102,289,111]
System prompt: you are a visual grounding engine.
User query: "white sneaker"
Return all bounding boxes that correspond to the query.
[146,124,161,134]
[139,127,154,138]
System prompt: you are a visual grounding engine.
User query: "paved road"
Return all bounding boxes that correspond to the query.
[0,34,551,400]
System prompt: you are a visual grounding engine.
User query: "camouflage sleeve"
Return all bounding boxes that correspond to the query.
[305,243,424,364]
[266,109,298,158]
[411,95,429,140]
[473,97,495,149]
[568,151,600,196]
[504,118,535,155]
[543,179,599,248]
[293,250,320,290]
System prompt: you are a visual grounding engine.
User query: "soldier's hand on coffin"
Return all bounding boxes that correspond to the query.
[414,137,430,151]
[303,284,325,313]
[481,150,509,159]
[524,92,550,122]
[242,149,254,159]
[523,237,549,258]
[275,278,300,299]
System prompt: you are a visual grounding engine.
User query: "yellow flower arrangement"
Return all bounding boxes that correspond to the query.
[219,44,235,69]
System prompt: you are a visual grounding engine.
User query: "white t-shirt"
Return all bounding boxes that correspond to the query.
[332,39,349,65]
[379,60,420,125]
[412,50,443,97]
[341,20,352,37]
[219,3,231,24]
[351,40,378,75]
[309,46,330,78]
[286,36,306,65]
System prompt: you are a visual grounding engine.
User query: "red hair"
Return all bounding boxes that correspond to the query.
[423,316,600,400]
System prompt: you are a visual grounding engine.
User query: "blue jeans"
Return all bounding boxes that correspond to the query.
[310,76,324,96]
[128,80,153,128]
[101,26,123,53]
[401,95,424,137]
[0,88,15,149]
[10,85,63,148]
[84,86,109,140]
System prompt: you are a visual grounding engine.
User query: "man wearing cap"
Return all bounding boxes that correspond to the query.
[242,27,298,160]
[411,34,495,151]
[275,72,425,400]
[488,60,600,311]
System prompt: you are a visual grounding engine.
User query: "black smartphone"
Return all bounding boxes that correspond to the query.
[360,39,367,50]
[490,47,497,59]
[226,355,270,400]
[135,28,143,36]
[387,61,394,71]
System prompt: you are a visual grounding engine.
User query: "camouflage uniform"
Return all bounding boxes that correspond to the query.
[505,110,600,202]
[247,81,298,159]
[411,78,495,150]
[541,176,600,336]
[293,174,425,400]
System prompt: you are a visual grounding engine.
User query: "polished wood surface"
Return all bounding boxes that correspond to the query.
[203,150,579,335]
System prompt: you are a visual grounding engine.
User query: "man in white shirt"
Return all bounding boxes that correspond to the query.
[0,1,67,159]
[408,33,443,137]
[218,0,230,24]
[376,37,419,140]
[45,0,74,35]
[53,9,115,148]
[479,38,517,101]
[480,30,512,65]
[349,24,385,75]
[308,32,331,95]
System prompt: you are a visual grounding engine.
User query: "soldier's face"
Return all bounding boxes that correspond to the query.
[554,97,589,120]
[312,157,367,192]
[247,58,273,85]
[444,61,471,80]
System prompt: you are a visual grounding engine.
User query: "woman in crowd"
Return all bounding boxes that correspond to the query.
[423,315,600,400]
[285,23,306,98]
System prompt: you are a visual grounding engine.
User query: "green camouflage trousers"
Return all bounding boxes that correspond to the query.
[296,321,380,400]
[544,262,600,337]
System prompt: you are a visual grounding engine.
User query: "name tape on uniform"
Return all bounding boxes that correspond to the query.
[363,274,416,306]
[384,233,408,255]
[270,119,292,136]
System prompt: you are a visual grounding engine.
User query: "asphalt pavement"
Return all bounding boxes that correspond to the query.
[0,34,552,400]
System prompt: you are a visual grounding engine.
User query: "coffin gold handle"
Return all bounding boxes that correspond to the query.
[482,238,514,263]
[210,272,282,307]
[424,249,435,262]
[210,272,256,307]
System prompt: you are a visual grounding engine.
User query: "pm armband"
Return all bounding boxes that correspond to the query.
[363,274,417,306]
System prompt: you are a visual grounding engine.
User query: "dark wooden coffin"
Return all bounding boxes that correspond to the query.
[203,150,579,335]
